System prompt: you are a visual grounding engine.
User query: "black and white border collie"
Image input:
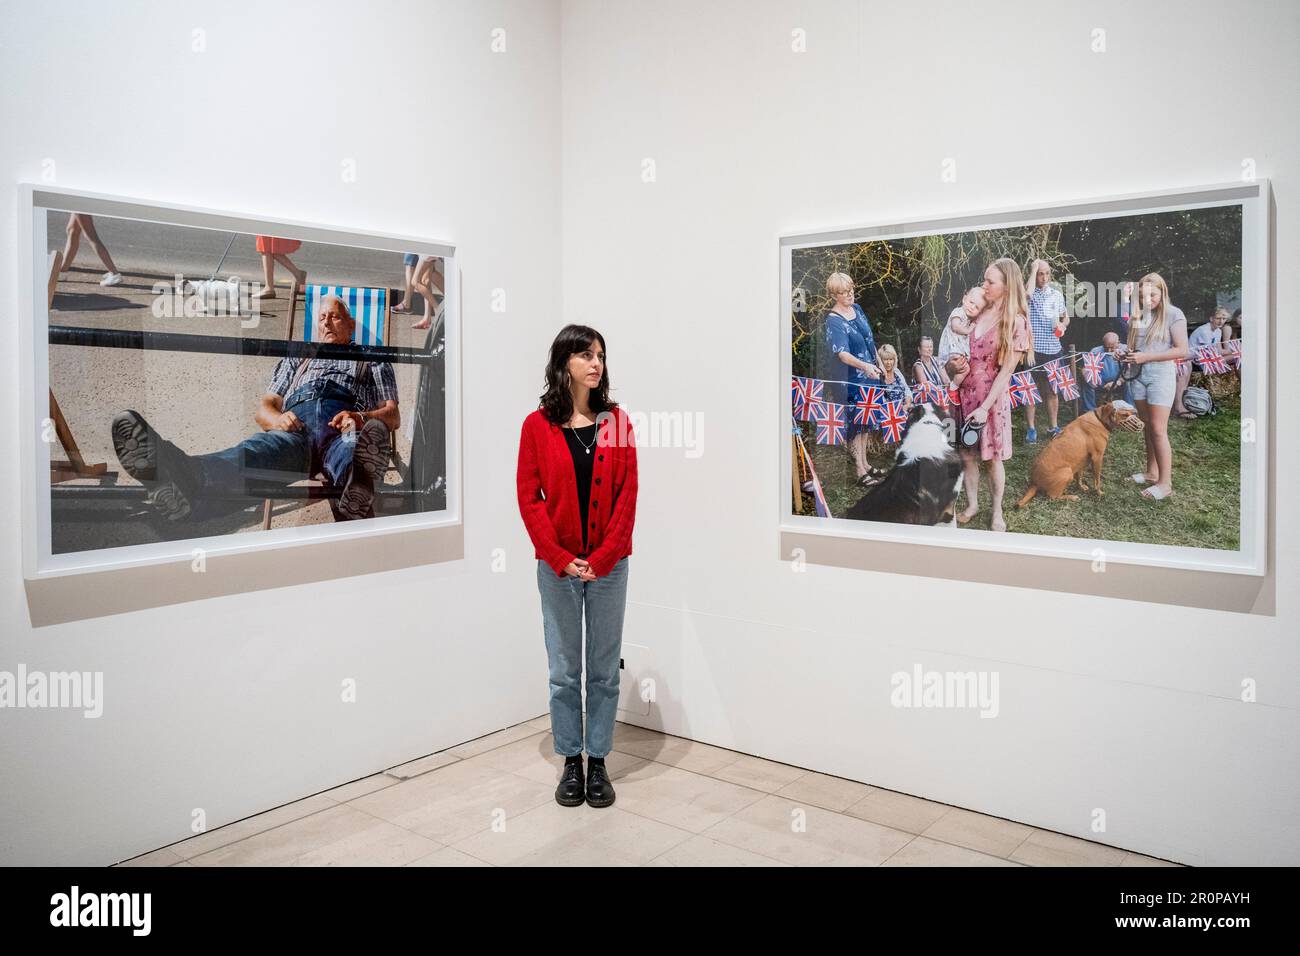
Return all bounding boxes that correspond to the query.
[845,403,963,525]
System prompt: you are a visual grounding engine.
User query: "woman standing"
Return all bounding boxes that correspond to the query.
[252,235,306,300]
[822,272,887,486]
[516,325,638,809]
[957,258,1031,532]
[1121,273,1189,500]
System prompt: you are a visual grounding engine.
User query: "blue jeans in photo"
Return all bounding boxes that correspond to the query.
[536,556,629,758]
[188,379,362,515]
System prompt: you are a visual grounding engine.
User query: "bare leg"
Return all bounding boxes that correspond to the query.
[61,217,83,271]
[274,253,306,290]
[989,458,1007,531]
[1136,399,1159,482]
[1146,404,1174,496]
[1173,364,1192,414]
[394,264,416,312]
[958,448,980,521]
[77,216,119,274]
[253,252,277,298]
[411,257,443,329]
[1045,390,1059,430]
[850,431,868,478]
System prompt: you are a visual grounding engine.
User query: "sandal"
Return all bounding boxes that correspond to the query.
[1141,485,1173,501]
[1130,473,1152,485]
[1176,411,1198,420]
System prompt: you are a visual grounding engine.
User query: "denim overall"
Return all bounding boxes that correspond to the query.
[190,378,361,511]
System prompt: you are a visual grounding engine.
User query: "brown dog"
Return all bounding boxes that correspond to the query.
[1016,401,1143,507]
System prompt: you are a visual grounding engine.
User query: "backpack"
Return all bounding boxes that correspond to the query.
[1183,386,1216,417]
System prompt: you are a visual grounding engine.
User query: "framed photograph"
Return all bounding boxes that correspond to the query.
[780,181,1269,576]
[19,185,460,579]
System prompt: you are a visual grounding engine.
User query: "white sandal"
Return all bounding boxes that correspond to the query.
[1142,485,1172,501]
[1130,473,1151,485]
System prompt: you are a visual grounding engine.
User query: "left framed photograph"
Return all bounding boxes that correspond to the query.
[19,185,460,579]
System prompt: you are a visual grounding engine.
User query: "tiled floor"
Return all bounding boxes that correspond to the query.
[117,718,1179,867]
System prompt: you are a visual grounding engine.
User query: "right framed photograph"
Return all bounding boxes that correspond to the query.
[780,181,1270,575]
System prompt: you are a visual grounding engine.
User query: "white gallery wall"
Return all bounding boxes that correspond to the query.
[560,0,1299,865]
[0,0,1296,868]
[0,0,563,866]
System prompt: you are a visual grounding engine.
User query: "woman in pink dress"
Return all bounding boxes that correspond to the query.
[957,258,1031,532]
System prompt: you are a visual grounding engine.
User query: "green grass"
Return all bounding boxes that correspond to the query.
[802,394,1241,551]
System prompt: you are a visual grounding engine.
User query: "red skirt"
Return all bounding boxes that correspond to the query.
[255,235,301,255]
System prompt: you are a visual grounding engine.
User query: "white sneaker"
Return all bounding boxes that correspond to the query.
[100,272,123,287]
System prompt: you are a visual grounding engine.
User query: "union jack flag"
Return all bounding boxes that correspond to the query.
[1081,352,1105,387]
[1197,346,1229,375]
[813,401,846,445]
[948,384,961,407]
[852,385,886,426]
[792,376,822,421]
[877,400,908,443]
[1053,366,1080,400]
[1175,358,1188,377]
[1227,339,1242,369]
[1009,371,1041,408]
[1043,358,1064,387]
[912,380,941,406]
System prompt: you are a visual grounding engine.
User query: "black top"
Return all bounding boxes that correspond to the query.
[561,422,599,550]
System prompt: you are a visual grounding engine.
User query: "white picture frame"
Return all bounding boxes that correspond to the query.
[20,184,462,579]
[779,180,1270,577]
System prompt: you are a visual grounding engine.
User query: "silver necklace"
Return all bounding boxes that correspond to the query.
[569,419,597,454]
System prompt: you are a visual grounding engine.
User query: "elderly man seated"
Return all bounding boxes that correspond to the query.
[1080,331,1130,412]
[111,294,399,522]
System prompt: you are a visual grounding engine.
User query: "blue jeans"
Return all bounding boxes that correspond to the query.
[189,379,362,514]
[536,556,629,758]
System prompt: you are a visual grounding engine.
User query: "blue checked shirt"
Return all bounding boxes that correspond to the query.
[1027,285,1067,355]
[268,357,399,411]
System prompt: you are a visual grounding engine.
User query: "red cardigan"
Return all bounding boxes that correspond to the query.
[517,405,638,578]
[517,408,639,580]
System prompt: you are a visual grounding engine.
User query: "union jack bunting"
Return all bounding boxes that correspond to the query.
[1043,358,1064,386]
[852,385,887,426]
[792,376,822,421]
[1053,366,1080,400]
[877,400,908,443]
[813,401,846,445]
[1009,371,1041,408]
[1197,346,1230,375]
[912,380,942,406]
[1081,352,1106,387]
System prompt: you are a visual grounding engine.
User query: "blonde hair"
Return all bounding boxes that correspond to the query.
[1212,307,1230,322]
[990,258,1028,366]
[877,343,897,365]
[826,272,854,296]
[1128,273,1170,352]
[963,286,985,306]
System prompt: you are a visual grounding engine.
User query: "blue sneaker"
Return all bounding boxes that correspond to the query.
[1026,427,1037,444]
[1048,426,1062,437]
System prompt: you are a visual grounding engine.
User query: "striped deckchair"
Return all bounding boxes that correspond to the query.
[292,284,389,345]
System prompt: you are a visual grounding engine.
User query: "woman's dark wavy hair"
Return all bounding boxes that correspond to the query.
[539,324,617,425]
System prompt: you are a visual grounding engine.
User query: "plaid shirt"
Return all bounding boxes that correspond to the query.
[1027,285,1067,355]
[268,357,399,411]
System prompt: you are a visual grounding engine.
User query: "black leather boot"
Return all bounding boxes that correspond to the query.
[555,756,585,807]
[585,759,615,808]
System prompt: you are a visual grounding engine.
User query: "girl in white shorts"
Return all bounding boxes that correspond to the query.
[1121,274,1190,501]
